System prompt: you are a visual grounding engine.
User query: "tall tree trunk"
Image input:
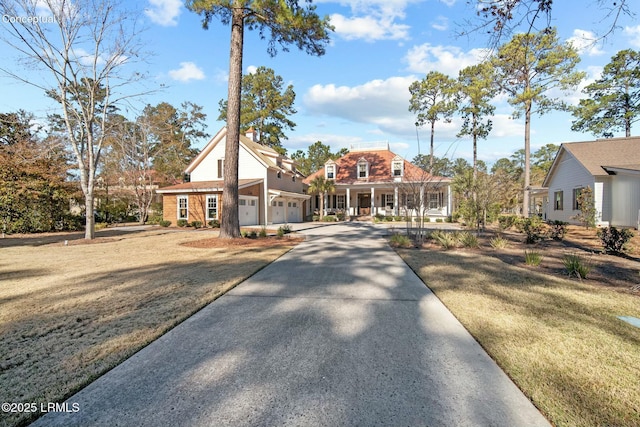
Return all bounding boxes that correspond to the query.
[523,101,531,217]
[220,5,244,239]
[429,120,435,174]
[84,191,95,240]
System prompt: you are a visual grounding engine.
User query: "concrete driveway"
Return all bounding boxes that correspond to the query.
[32,222,550,427]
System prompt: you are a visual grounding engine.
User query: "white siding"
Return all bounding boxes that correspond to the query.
[266,169,305,194]
[189,140,226,182]
[190,137,266,182]
[546,151,595,224]
[611,173,640,227]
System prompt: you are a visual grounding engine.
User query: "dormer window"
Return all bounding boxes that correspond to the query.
[357,158,368,179]
[326,164,335,179]
[392,157,404,177]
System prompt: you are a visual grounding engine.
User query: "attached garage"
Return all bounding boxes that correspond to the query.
[287,201,301,223]
[271,199,286,224]
[239,195,258,226]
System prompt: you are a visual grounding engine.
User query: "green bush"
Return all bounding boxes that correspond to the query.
[159,220,171,227]
[323,215,337,222]
[177,219,188,227]
[547,220,568,241]
[498,215,518,230]
[276,227,284,238]
[249,230,257,238]
[518,216,544,244]
[435,218,443,223]
[312,215,320,222]
[597,226,634,254]
[431,230,458,249]
[259,226,267,238]
[336,212,346,221]
[384,215,393,222]
[208,219,220,228]
[389,233,412,248]
[191,220,203,229]
[393,215,402,222]
[278,224,292,235]
[524,250,543,266]
[563,253,591,279]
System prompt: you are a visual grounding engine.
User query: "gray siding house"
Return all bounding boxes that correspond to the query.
[543,137,640,228]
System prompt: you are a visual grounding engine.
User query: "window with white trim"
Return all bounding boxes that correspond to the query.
[392,160,403,177]
[326,164,335,179]
[177,196,188,220]
[572,187,583,210]
[429,193,439,209]
[384,194,394,208]
[336,195,345,209]
[357,159,368,178]
[217,159,224,179]
[206,195,218,220]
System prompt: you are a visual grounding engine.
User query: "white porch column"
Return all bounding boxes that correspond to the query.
[323,193,328,216]
[371,187,375,215]
[394,187,399,216]
[346,187,351,216]
[447,184,452,217]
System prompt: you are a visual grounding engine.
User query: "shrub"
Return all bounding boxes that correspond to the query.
[95,222,109,230]
[547,220,567,241]
[385,216,393,222]
[177,219,188,227]
[276,227,284,238]
[490,235,508,249]
[432,230,458,249]
[459,231,479,248]
[159,220,171,227]
[208,219,220,228]
[249,230,257,238]
[524,250,543,266]
[435,218,443,223]
[191,220,203,229]
[563,253,591,279]
[375,213,385,222]
[598,226,634,254]
[312,215,320,222]
[393,215,402,222]
[278,224,292,235]
[336,212,346,221]
[389,233,412,248]
[323,215,336,222]
[259,226,267,238]
[498,215,518,230]
[519,216,544,244]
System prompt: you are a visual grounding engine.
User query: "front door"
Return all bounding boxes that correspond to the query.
[358,193,371,215]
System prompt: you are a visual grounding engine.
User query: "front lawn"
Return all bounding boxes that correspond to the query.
[0,228,301,427]
[397,226,640,427]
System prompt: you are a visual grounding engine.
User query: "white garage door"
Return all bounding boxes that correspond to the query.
[287,201,301,223]
[271,200,285,224]
[239,196,258,226]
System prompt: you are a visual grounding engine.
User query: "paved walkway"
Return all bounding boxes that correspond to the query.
[32,222,550,427]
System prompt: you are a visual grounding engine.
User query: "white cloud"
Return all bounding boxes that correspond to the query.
[304,76,415,127]
[246,65,258,74]
[431,16,449,31]
[168,62,205,82]
[404,43,490,76]
[330,13,410,41]
[623,25,640,48]
[567,29,605,56]
[145,0,182,27]
[319,0,415,42]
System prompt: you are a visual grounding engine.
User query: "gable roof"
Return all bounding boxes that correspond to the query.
[303,149,447,185]
[185,127,290,175]
[543,136,640,186]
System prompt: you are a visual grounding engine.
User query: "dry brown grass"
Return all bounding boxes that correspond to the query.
[0,228,301,427]
[398,225,640,427]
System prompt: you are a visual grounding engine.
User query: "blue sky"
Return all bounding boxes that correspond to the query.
[1,0,639,167]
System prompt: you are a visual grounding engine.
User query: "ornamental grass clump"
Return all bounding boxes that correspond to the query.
[432,230,458,249]
[563,252,591,280]
[459,231,479,248]
[524,250,543,266]
[490,235,508,249]
[389,233,412,248]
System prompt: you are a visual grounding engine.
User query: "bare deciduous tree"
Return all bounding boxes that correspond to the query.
[0,0,149,239]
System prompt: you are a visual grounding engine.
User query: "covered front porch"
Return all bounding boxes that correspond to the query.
[310,183,452,220]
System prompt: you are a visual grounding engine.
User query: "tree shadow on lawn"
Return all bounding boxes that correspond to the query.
[0,252,284,427]
[27,223,547,427]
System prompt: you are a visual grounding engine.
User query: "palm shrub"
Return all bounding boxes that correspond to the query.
[490,235,508,249]
[432,230,458,249]
[459,231,479,248]
[389,233,412,248]
[547,220,567,241]
[597,226,634,254]
[563,253,591,279]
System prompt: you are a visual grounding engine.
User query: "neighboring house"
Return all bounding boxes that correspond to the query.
[543,137,640,228]
[156,127,309,226]
[304,142,452,219]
